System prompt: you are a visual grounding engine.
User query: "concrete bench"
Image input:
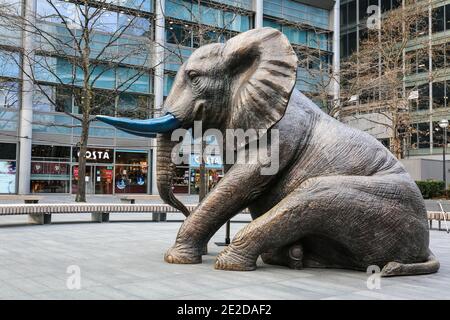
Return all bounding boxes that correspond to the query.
[428,211,450,231]
[0,203,201,225]
[118,195,162,204]
[0,195,43,204]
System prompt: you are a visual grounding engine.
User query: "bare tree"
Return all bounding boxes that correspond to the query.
[295,31,337,117]
[339,1,440,159]
[12,0,156,201]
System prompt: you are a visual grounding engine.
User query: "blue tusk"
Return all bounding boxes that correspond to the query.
[96,113,181,138]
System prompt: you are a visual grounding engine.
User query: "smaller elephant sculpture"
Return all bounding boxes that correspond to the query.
[98,28,439,277]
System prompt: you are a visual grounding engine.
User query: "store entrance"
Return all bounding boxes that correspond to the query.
[189,168,223,194]
[72,165,113,195]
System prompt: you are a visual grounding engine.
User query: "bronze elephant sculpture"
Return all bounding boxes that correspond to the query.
[98,28,439,276]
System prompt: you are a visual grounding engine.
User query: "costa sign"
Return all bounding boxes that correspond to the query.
[74,148,112,163]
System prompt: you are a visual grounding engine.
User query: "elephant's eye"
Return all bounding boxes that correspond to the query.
[187,70,200,82]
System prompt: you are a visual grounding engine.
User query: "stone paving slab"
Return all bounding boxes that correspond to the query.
[0,220,448,300]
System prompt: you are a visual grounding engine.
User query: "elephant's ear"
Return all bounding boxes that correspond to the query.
[223,27,298,132]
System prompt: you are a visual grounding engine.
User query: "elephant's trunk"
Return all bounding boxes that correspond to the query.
[157,133,190,217]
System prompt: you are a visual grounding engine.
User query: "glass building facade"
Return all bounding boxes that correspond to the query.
[0,0,339,194]
[340,0,450,159]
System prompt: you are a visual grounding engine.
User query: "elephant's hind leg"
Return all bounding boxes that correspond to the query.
[215,175,430,272]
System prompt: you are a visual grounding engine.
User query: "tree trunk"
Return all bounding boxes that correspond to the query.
[75,104,90,202]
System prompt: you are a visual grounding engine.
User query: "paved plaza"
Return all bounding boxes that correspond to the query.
[0,210,449,299]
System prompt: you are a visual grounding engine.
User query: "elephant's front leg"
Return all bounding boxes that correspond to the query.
[165,164,273,264]
[215,186,310,271]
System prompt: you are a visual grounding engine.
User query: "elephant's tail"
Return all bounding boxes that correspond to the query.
[381,250,440,277]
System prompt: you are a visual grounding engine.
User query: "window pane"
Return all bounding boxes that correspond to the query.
[114,165,148,193]
[340,3,347,26]
[117,93,149,119]
[33,85,55,112]
[359,0,368,21]
[0,81,19,109]
[0,160,16,194]
[31,162,70,193]
[119,14,151,37]
[32,113,72,134]
[164,73,175,96]
[90,65,116,90]
[117,67,151,93]
[418,84,429,110]
[32,145,71,161]
[263,18,281,31]
[115,150,148,164]
[0,51,19,78]
[166,23,192,47]
[91,10,118,33]
[447,4,450,31]
[381,0,391,13]
[417,122,430,149]
[348,1,356,25]
[433,82,445,109]
[432,6,445,33]
[166,0,192,21]
[0,143,16,160]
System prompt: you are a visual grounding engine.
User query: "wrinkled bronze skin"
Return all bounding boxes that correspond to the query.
[157,28,439,276]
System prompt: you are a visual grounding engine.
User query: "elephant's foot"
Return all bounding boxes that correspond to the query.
[261,244,304,270]
[214,246,256,271]
[164,244,202,264]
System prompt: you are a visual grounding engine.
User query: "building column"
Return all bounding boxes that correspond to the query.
[428,2,433,155]
[331,0,341,114]
[152,0,165,195]
[17,0,36,194]
[254,0,263,29]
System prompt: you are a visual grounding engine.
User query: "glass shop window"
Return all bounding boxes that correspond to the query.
[0,143,16,160]
[31,144,71,193]
[115,151,148,165]
[0,143,16,194]
[114,151,149,193]
[172,166,189,193]
[31,145,71,161]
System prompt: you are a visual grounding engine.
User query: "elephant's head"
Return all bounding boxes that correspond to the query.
[97,27,298,216]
